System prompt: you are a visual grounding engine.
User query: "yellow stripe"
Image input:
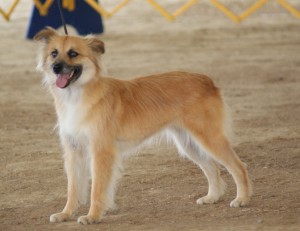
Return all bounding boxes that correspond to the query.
[173,0,198,18]
[85,0,109,18]
[210,0,240,23]
[147,0,174,21]
[68,0,75,11]
[277,0,300,19]
[33,0,54,16]
[7,0,20,17]
[62,0,68,9]
[240,0,269,20]
[108,0,130,18]
[0,0,20,21]
[0,8,9,21]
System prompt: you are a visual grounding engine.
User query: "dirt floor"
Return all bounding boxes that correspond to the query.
[1,0,300,230]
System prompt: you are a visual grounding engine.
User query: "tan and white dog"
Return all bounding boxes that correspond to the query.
[34,27,251,225]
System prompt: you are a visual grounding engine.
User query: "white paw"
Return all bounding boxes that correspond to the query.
[50,212,70,223]
[230,197,250,208]
[77,215,100,225]
[196,195,220,205]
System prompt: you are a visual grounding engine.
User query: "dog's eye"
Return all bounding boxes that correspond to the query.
[68,49,79,58]
[51,49,58,58]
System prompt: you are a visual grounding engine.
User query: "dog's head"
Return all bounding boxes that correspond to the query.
[34,27,105,89]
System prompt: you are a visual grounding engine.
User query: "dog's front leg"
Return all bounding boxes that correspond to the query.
[78,145,115,225]
[50,138,81,223]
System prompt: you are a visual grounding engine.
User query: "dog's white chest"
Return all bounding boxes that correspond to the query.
[63,106,78,132]
[59,102,87,142]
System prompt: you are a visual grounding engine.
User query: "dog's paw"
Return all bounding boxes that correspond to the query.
[196,195,220,205]
[50,212,70,223]
[77,215,100,225]
[230,197,250,208]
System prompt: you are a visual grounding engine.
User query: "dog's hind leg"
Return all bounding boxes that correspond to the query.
[190,130,251,207]
[182,100,252,207]
[168,127,226,205]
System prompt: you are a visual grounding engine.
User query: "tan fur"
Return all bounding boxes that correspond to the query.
[34,27,251,225]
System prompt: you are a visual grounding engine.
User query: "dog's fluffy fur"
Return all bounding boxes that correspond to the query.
[34,27,251,225]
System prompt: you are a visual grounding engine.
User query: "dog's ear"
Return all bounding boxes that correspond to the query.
[34,27,57,43]
[85,36,105,54]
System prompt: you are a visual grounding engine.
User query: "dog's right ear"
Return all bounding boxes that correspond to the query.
[34,27,57,43]
[84,35,105,54]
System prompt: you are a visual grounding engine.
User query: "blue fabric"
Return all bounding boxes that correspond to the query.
[26,0,104,39]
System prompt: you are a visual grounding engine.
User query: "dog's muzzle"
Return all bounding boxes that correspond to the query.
[52,62,82,88]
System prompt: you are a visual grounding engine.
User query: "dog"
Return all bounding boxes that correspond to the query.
[34,27,252,225]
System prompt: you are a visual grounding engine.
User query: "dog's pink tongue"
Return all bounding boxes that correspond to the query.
[56,74,70,88]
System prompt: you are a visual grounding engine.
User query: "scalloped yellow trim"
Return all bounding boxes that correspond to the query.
[32,0,54,16]
[210,0,269,23]
[1,0,300,23]
[62,0,75,11]
[277,0,300,18]
[147,0,198,21]
[84,0,130,18]
[0,0,20,21]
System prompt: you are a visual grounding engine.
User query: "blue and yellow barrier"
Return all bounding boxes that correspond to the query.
[1,0,300,22]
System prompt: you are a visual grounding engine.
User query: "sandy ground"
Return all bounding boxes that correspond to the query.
[1,0,300,230]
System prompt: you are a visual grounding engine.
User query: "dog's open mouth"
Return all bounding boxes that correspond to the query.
[56,66,82,89]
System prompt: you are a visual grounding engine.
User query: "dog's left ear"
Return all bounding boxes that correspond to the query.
[85,36,105,54]
[34,27,57,43]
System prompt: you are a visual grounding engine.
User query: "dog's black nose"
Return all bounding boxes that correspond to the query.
[53,63,63,74]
